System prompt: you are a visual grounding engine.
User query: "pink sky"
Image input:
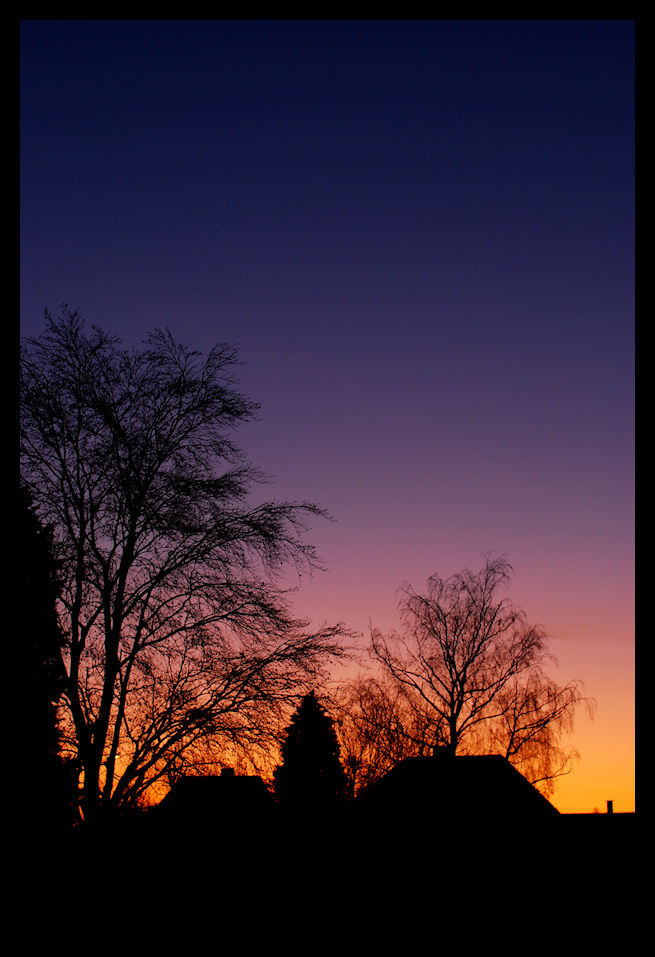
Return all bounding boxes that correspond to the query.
[21,21,634,812]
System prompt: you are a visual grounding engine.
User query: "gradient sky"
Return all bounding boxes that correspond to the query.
[20,20,634,812]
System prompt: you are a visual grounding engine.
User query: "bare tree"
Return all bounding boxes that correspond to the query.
[334,676,438,797]
[368,554,593,793]
[481,666,591,795]
[20,308,348,821]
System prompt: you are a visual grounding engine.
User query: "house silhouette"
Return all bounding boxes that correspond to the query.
[347,752,564,875]
[355,753,560,826]
[142,755,632,906]
[157,767,276,824]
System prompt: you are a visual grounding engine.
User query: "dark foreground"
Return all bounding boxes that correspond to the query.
[20,799,636,945]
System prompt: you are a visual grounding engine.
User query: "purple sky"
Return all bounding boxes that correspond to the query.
[20,21,634,811]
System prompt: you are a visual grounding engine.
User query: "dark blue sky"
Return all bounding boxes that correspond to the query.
[20,21,634,809]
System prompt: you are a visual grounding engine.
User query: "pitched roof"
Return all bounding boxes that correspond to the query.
[356,754,560,825]
[158,770,276,820]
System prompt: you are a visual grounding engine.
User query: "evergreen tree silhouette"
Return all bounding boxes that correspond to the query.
[18,487,75,828]
[274,692,347,815]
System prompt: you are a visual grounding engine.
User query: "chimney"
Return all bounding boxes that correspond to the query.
[606,800,614,814]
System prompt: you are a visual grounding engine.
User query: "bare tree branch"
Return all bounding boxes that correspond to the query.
[362,554,594,794]
[21,308,349,820]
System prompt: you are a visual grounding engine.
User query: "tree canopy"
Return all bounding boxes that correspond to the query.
[18,486,75,826]
[20,308,348,821]
[274,691,347,812]
[359,554,594,794]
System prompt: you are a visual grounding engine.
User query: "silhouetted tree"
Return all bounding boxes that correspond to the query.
[18,486,76,826]
[367,554,594,794]
[334,675,440,797]
[274,692,347,812]
[20,308,348,821]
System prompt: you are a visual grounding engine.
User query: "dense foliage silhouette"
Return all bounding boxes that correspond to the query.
[274,692,347,814]
[18,487,76,827]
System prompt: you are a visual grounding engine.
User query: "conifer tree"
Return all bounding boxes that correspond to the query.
[19,487,75,826]
[274,692,347,813]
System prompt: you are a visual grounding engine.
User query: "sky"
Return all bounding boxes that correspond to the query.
[20,20,634,812]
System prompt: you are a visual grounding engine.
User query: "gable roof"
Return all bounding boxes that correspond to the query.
[356,754,560,826]
[157,770,276,821]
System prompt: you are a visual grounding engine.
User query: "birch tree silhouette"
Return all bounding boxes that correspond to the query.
[366,554,593,794]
